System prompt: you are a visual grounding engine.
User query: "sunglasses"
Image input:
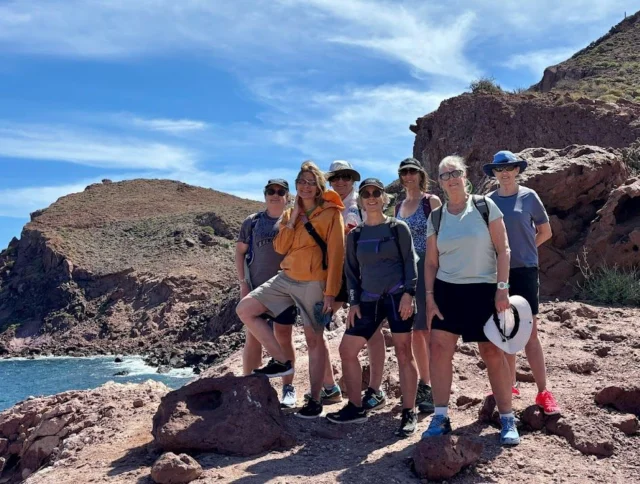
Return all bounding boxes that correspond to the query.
[492,165,517,173]
[360,188,383,199]
[296,178,317,187]
[265,188,287,196]
[439,169,463,181]
[328,173,352,183]
[399,168,419,176]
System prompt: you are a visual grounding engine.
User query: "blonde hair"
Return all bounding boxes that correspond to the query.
[297,160,327,203]
[439,155,471,195]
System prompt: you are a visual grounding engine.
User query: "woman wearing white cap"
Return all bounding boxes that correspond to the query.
[485,150,560,416]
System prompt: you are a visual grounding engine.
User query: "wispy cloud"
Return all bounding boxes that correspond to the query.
[0,123,197,170]
[0,181,90,218]
[127,116,209,134]
[504,47,578,77]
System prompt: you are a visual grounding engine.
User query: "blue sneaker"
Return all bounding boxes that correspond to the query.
[421,414,452,438]
[500,416,520,446]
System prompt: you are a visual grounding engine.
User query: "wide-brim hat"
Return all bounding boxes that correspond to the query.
[325,160,361,182]
[483,295,533,354]
[483,150,528,178]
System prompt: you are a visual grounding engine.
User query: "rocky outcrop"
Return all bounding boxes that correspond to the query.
[412,435,483,480]
[152,374,296,456]
[595,385,640,414]
[151,452,202,484]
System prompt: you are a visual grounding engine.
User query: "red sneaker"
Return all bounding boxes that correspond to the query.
[536,390,560,415]
[512,386,521,397]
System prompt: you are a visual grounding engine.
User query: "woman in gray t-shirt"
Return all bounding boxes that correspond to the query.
[421,156,520,447]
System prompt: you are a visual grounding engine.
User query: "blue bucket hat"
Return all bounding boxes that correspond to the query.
[483,151,528,178]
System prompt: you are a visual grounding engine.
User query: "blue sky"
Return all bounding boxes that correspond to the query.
[0,0,637,247]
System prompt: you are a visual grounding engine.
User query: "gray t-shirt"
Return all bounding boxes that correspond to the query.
[345,218,417,304]
[237,212,284,288]
[489,186,549,269]
[426,196,503,284]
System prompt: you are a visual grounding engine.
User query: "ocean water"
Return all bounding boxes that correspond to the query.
[0,355,195,412]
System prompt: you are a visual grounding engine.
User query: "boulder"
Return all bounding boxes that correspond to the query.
[413,435,483,480]
[568,359,599,374]
[152,374,296,456]
[612,414,639,435]
[151,452,202,484]
[545,416,614,457]
[520,405,546,431]
[595,386,640,414]
[21,435,60,470]
[478,394,499,426]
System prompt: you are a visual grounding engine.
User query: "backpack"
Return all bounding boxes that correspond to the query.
[431,195,490,236]
[351,217,403,268]
[394,194,432,219]
[245,211,264,266]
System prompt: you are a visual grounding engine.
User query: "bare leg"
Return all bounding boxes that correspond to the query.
[429,330,458,407]
[236,297,287,363]
[506,352,517,387]
[339,334,367,406]
[392,332,418,410]
[479,342,512,414]
[304,325,328,402]
[524,317,548,393]
[367,329,386,391]
[274,323,295,385]
[242,328,264,375]
[412,329,431,384]
[323,335,338,387]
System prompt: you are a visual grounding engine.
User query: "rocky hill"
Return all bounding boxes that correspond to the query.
[0,179,261,369]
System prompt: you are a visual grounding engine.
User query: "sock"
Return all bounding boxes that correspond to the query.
[434,406,448,417]
[500,412,515,420]
[324,383,336,390]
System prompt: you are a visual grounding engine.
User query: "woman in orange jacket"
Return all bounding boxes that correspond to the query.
[237,160,345,419]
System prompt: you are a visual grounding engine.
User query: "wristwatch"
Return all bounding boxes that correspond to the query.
[497,281,510,290]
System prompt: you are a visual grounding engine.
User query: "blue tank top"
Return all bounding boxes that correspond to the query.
[396,197,431,255]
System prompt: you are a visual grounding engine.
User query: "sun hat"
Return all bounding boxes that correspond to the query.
[358,178,385,192]
[483,295,533,354]
[264,178,289,191]
[397,157,425,173]
[325,160,361,182]
[482,151,528,178]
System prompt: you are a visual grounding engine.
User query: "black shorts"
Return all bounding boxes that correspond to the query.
[509,267,539,315]
[335,273,348,304]
[345,292,413,340]
[260,305,298,326]
[431,279,496,343]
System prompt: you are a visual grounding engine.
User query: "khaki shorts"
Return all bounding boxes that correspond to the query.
[250,272,325,329]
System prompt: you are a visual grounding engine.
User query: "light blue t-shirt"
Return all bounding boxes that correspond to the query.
[426,196,503,284]
[489,186,549,269]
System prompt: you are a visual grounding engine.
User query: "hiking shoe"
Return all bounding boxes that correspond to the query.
[417,383,435,414]
[253,359,293,379]
[512,386,521,397]
[280,384,297,409]
[395,409,418,438]
[295,398,323,419]
[536,390,561,415]
[421,414,452,438]
[500,416,520,446]
[304,384,342,404]
[362,387,386,411]
[326,402,367,424]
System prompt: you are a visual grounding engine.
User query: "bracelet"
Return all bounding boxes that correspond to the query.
[426,290,434,294]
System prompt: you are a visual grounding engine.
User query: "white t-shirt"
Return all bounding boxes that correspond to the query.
[426,196,503,284]
[340,188,365,230]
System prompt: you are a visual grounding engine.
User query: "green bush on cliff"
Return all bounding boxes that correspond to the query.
[469,76,503,94]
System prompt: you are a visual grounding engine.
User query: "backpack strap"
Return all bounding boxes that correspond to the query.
[421,194,432,219]
[471,195,490,228]
[431,206,443,236]
[245,211,263,266]
[388,217,405,282]
[394,200,402,217]
[301,216,328,271]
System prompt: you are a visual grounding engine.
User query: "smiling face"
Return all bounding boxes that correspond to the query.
[494,165,520,187]
[264,184,288,212]
[359,186,384,214]
[439,164,466,197]
[329,171,354,199]
[399,167,422,190]
[296,172,319,202]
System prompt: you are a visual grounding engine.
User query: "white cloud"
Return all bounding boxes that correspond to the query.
[128,117,208,134]
[0,123,197,170]
[504,47,578,77]
[0,182,90,218]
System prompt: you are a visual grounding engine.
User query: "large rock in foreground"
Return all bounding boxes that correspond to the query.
[152,374,295,456]
[412,435,483,480]
[151,452,202,484]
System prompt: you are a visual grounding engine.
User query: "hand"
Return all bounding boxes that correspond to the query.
[239,281,250,299]
[323,295,335,314]
[347,304,361,328]
[426,295,443,330]
[289,195,302,224]
[398,293,415,321]
[495,289,510,313]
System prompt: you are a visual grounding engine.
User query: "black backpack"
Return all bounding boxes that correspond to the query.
[350,217,404,272]
[245,211,264,266]
[431,195,490,235]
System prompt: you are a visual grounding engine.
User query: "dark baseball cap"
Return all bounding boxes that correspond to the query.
[358,177,385,191]
[398,157,425,172]
[264,179,289,191]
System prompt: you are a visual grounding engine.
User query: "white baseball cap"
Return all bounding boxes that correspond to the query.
[325,160,361,182]
[483,295,533,354]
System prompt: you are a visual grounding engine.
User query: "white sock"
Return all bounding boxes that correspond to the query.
[434,406,448,417]
[500,412,514,420]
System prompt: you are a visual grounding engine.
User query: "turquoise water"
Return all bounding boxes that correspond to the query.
[0,356,195,411]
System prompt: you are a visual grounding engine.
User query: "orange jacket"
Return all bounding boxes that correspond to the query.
[274,190,345,297]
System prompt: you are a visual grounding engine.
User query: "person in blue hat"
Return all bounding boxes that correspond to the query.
[485,151,560,416]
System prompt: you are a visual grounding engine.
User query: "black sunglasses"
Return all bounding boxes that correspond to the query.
[360,189,382,199]
[439,169,463,181]
[265,188,287,196]
[399,168,419,176]
[328,173,353,182]
[492,165,517,173]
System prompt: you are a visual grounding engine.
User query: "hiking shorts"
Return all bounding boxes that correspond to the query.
[431,278,496,343]
[335,273,348,304]
[250,272,325,329]
[345,292,414,340]
[413,253,427,331]
[509,267,540,315]
[261,305,298,326]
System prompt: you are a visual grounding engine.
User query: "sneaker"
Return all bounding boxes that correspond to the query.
[535,390,561,415]
[295,398,323,419]
[395,409,418,438]
[304,384,342,404]
[281,384,297,409]
[326,402,367,424]
[500,415,520,446]
[362,387,386,411]
[417,383,435,414]
[512,386,521,397]
[253,359,294,379]
[421,414,452,438]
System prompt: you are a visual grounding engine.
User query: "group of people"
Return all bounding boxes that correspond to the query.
[235,151,560,446]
